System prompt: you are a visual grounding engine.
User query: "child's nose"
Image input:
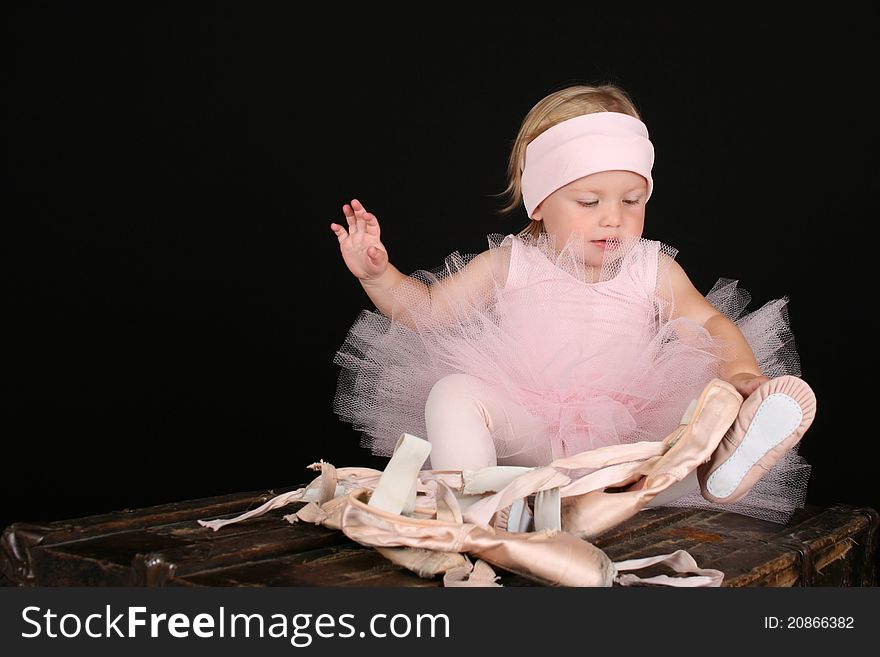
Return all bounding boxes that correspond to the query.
[599,208,622,227]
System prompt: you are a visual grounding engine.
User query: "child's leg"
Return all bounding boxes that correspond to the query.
[424,373,549,470]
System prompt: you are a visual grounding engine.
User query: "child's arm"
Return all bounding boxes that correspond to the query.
[661,256,770,397]
[331,199,506,330]
[362,249,506,329]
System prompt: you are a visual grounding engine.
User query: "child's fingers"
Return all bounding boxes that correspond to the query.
[353,200,367,232]
[342,204,357,233]
[330,222,349,243]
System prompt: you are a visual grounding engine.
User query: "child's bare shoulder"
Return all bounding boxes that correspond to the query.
[479,240,513,281]
[452,244,510,289]
[427,238,513,312]
[654,243,688,300]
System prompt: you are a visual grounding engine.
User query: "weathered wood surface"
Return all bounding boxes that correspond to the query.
[2,484,876,587]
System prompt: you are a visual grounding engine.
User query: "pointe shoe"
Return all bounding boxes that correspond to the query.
[203,430,725,586]
[341,487,619,586]
[560,378,743,540]
[697,375,816,505]
[491,497,534,533]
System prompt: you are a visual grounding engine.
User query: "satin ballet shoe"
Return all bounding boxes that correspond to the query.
[697,375,816,505]
[338,485,722,587]
[198,432,725,586]
[490,497,534,533]
[341,487,620,586]
[560,378,743,540]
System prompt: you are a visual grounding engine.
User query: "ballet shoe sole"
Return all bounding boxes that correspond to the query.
[698,376,816,504]
[561,378,742,539]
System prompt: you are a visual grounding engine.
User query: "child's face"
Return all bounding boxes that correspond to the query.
[531,170,647,266]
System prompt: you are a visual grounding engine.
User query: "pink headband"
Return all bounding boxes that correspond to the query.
[520,111,655,219]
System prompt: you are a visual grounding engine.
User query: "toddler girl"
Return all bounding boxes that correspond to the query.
[329,84,814,524]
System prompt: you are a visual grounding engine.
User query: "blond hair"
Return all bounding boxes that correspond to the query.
[493,83,644,240]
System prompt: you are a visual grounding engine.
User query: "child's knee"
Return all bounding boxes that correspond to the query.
[425,373,494,436]
[425,373,481,409]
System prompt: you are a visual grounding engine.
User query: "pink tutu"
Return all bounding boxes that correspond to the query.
[332,230,810,524]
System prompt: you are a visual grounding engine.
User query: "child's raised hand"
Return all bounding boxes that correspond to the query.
[330,199,389,282]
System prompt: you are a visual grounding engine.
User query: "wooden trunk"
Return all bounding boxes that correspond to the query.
[2,484,876,587]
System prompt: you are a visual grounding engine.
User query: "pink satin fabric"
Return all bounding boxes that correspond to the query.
[198,418,729,587]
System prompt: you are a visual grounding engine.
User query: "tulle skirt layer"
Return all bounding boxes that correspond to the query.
[332,232,810,523]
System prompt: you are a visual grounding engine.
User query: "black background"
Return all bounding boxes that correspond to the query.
[6,4,876,549]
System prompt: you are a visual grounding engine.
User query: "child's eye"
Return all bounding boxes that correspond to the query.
[578,200,640,207]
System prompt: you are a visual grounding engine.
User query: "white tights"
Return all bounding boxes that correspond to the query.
[424,373,552,470]
[423,372,701,507]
